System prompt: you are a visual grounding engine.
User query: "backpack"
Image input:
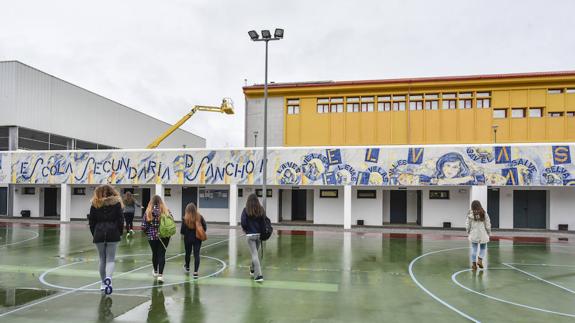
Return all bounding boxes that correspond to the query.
[159,213,177,238]
[259,214,273,241]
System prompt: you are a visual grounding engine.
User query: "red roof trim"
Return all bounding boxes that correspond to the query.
[243,70,575,90]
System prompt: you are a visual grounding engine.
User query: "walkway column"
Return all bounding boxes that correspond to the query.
[344,185,352,229]
[229,184,238,226]
[155,184,164,200]
[60,184,71,222]
[469,185,488,209]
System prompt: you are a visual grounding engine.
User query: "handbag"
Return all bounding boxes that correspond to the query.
[195,217,207,241]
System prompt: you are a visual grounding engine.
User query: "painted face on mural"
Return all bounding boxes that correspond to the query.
[442,161,462,179]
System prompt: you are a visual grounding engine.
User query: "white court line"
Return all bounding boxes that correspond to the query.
[503,263,575,295]
[408,246,480,323]
[0,229,39,248]
[452,269,575,318]
[505,263,575,268]
[0,236,233,318]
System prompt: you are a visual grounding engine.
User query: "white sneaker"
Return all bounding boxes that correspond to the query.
[157,275,164,283]
[153,270,159,277]
[100,283,105,291]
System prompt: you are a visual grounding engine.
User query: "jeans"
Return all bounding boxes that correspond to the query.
[124,212,134,232]
[184,236,202,272]
[95,242,118,282]
[471,242,486,262]
[246,234,262,277]
[148,238,170,274]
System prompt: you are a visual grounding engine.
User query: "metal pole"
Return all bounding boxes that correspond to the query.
[262,40,269,210]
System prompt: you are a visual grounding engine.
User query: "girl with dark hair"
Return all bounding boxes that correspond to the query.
[181,202,207,278]
[466,200,492,270]
[88,184,124,295]
[240,193,265,282]
[142,195,171,283]
[122,191,141,235]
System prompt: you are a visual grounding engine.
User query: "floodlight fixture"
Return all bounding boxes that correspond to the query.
[274,28,284,39]
[261,30,272,39]
[248,30,259,41]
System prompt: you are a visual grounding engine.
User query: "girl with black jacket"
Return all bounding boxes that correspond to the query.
[88,184,124,295]
[240,193,265,282]
[181,203,207,278]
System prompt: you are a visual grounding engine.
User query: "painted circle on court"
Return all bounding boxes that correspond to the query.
[0,229,39,248]
[39,253,227,291]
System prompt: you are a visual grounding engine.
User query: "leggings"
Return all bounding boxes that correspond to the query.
[148,238,170,274]
[247,234,262,277]
[95,242,118,282]
[471,242,486,262]
[124,212,134,232]
[184,236,202,272]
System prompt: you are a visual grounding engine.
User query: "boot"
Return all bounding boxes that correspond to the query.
[472,262,477,271]
[477,257,484,269]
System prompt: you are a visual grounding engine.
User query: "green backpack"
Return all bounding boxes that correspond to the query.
[159,213,176,238]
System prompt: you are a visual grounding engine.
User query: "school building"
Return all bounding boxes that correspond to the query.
[243,71,575,147]
[1,144,573,231]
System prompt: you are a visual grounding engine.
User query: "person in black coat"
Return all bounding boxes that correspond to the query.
[88,184,124,295]
[181,203,207,278]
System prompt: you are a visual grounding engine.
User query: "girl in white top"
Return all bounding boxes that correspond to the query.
[466,200,491,270]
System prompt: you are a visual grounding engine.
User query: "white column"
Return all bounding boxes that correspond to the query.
[155,184,164,200]
[60,184,71,222]
[469,185,488,210]
[344,185,352,229]
[229,184,238,226]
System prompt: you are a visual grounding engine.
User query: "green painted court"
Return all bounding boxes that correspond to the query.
[0,221,573,322]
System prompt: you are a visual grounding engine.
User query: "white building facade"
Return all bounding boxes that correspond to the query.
[1,143,573,231]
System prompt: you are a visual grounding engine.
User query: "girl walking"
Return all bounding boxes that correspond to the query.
[88,184,124,295]
[240,193,265,282]
[181,203,207,278]
[466,200,492,270]
[122,191,141,236]
[142,195,172,283]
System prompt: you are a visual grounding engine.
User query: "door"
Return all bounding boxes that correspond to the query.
[141,188,151,217]
[44,188,58,217]
[487,189,500,228]
[390,190,407,224]
[182,187,198,219]
[291,189,307,221]
[0,187,7,215]
[416,190,422,225]
[513,190,546,229]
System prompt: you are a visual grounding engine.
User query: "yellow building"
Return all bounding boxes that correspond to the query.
[243,71,575,147]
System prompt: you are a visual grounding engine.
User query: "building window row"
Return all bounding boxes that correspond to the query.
[312,92,491,114]
[548,88,575,94]
[493,107,575,119]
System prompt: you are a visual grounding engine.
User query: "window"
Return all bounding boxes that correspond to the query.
[511,108,525,118]
[425,100,439,110]
[529,108,543,118]
[199,189,229,208]
[476,92,491,97]
[567,89,575,94]
[567,112,575,117]
[549,112,564,117]
[458,92,472,98]
[548,89,563,94]
[409,95,423,100]
[409,95,423,111]
[425,94,439,99]
[493,109,507,119]
[73,188,86,195]
[429,190,449,200]
[317,98,329,114]
[330,97,344,113]
[361,97,374,112]
[477,98,491,109]
[238,188,243,197]
[458,99,472,109]
[320,189,338,198]
[357,190,376,199]
[255,189,272,198]
[377,96,391,112]
[347,103,360,112]
[287,99,300,115]
[164,188,171,197]
[392,95,406,111]
[442,99,456,110]
[442,93,456,99]
[23,187,35,195]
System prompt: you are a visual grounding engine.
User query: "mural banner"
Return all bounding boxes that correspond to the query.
[1,144,574,187]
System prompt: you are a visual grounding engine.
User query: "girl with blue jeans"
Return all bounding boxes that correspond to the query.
[466,200,491,270]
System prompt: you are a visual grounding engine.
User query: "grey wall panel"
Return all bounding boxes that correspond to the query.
[245,96,284,147]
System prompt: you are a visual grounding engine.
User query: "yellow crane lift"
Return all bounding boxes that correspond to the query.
[147,98,234,149]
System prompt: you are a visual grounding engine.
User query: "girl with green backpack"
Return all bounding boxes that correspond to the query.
[142,195,175,283]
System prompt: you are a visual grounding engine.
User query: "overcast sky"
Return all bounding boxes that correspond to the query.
[1,0,574,148]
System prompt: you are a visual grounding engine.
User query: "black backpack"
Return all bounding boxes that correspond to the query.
[260,214,273,241]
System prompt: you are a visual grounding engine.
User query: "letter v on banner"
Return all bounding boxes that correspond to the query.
[407,148,424,164]
[495,146,511,164]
